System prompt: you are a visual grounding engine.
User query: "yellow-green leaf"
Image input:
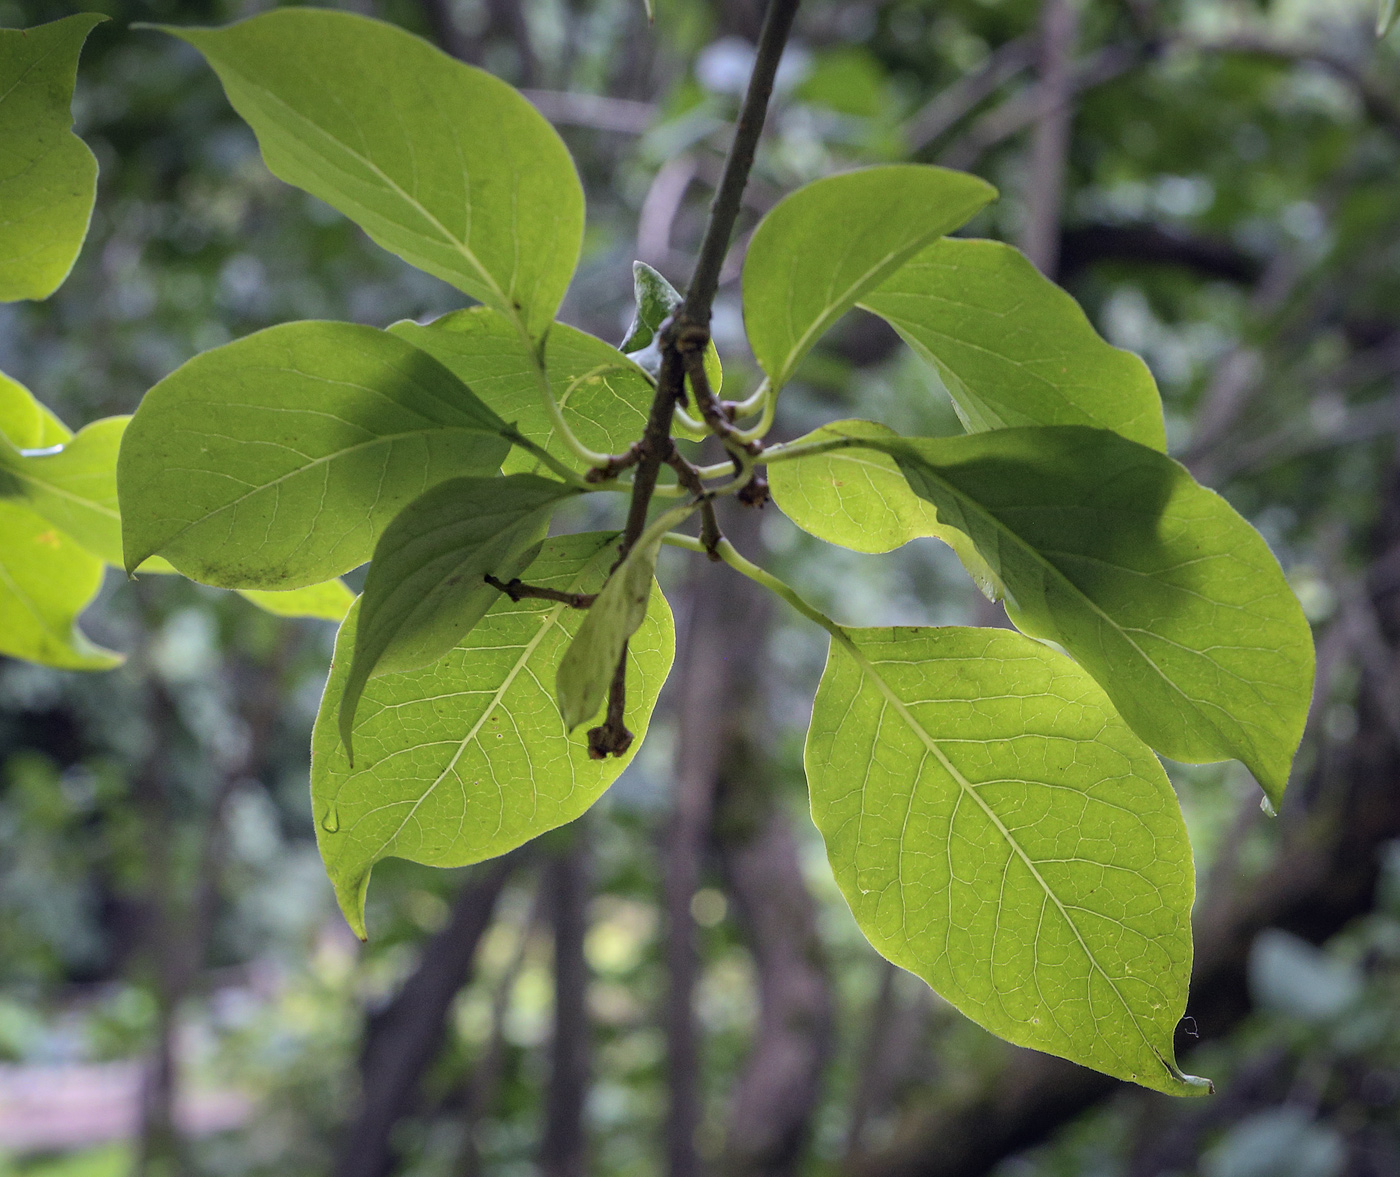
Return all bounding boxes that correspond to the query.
[808,624,1207,1095]
[312,532,674,937]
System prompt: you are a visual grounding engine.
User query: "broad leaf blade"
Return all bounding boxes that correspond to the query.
[0,371,71,448]
[0,499,119,669]
[743,165,995,391]
[0,15,106,302]
[767,418,999,597]
[313,532,675,937]
[238,579,355,622]
[392,308,656,475]
[807,625,1206,1095]
[859,426,1313,804]
[0,416,126,564]
[862,238,1166,451]
[160,9,583,337]
[555,529,663,731]
[117,321,511,589]
[339,474,579,755]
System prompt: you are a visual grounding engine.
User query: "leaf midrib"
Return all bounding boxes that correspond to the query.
[219,60,515,321]
[891,447,1248,764]
[132,424,492,565]
[834,630,1164,1073]
[341,542,613,867]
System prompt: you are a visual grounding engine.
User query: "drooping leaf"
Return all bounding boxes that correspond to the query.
[158,9,583,337]
[312,532,675,936]
[861,238,1166,451]
[117,321,511,589]
[0,371,70,448]
[1380,0,1397,37]
[555,527,665,731]
[238,580,355,622]
[843,425,1313,804]
[806,624,1206,1095]
[339,474,580,755]
[392,308,655,474]
[0,15,106,302]
[0,416,126,564]
[742,165,995,392]
[0,499,119,669]
[618,261,722,399]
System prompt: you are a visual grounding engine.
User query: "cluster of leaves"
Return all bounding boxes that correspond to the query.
[0,15,356,671]
[6,7,1317,1098]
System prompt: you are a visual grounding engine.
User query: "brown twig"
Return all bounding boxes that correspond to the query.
[484,574,596,609]
[587,643,633,759]
[665,450,723,557]
[585,441,644,484]
[596,0,802,767]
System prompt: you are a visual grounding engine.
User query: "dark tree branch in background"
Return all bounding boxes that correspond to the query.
[663,514,765,1177]
[335,856,519,1177]
[417,0,473,64]
[843,962,899,1160]
[132,681,184,1177]
[906,35,1037,153]
[132,602,294,1177]
[940,42,1140,171]
[1021,0,1079,277]
[459,887,543,1177]
[1057,224,1264,284]
[716,760,834,1176]
[540,831,591,1177]
[848,442,1400,1177]
[524,89,658,134]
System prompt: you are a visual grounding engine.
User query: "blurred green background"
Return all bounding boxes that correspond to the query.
[5,1,1400,1175]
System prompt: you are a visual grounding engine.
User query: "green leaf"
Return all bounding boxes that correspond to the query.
[117,320,511,589]
[0,15,106,302]
[807,624,1206,1095]
[862,238,1166,451]
[768,419,1001,598]
[555,526,666,731]
[392,308,654,474]
[1380,0,1397,37]
[618,261,722,399]
[0,416,126,565]
[238,580,355,622]
[0,371,70,448]
[158,9,583,338]
[312,532,675,937]
[339,474,579,756]
[742,165,995,391]
[0,499,119,669]
[850,425,1312,804]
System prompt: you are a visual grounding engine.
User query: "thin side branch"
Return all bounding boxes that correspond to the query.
[485,575,597,609]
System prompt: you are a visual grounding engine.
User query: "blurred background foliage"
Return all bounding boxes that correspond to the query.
[4,0,1400,1175]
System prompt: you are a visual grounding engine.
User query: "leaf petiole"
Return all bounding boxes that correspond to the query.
[661,532,846,645]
